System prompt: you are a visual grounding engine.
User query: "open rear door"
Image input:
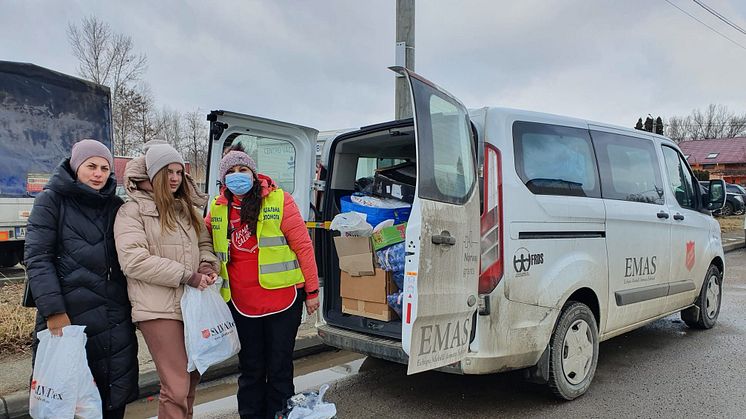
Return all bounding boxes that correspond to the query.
[206,111,318,220]
[392,68,481,374]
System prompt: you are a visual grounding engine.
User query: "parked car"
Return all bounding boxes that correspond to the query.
[726,183,746,209]
[700,181,744,216]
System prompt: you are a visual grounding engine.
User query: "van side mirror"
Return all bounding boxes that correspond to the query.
[705,179,726,211]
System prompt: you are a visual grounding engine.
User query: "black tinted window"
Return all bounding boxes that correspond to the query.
[513,122,600,198]
[592,131,664,205]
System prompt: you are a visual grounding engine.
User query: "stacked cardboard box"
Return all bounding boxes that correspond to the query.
[333,236,395,321]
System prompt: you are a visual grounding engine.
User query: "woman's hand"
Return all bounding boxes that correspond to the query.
[47,313,71,336]
[207,273,218,286]
[305,296,320,315]
[187,273,213,291]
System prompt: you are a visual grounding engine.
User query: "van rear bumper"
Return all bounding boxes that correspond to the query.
[317,324,408,365]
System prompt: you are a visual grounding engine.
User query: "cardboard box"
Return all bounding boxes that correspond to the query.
[333,236,375,276]
[342,298,393,321]
[340,268,396,321]
[371,223,407,251]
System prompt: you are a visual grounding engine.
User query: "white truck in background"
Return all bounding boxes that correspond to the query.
[0,61,112,267]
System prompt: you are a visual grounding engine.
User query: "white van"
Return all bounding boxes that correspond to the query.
[205,68,727,399]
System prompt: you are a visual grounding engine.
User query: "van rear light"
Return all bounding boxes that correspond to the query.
[479,144,503,296]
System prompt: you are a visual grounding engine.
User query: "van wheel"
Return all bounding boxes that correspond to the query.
[548,302,599,400]
[681,265,722,329]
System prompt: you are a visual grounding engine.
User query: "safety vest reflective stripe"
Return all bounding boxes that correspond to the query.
[256,189,304,289]
[258,236,288,247]
[216,251,229,262]
[260,260,300,274]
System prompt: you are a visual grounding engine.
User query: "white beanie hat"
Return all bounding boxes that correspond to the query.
[145,143,184,181]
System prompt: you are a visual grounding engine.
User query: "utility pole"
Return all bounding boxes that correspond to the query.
[395,0,415,120]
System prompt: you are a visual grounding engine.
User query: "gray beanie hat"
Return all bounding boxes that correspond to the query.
[145,143,184,181]
[219,150,257,183]
[70,139,113,173]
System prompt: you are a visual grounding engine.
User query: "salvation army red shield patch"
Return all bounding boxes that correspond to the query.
[201,329,210,339]
[685,241,695,272]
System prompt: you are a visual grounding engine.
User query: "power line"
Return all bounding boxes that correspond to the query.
[692,0,746,35]
[663,0,746,52]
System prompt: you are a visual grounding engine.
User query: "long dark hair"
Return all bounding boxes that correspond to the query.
[224,144,262,233]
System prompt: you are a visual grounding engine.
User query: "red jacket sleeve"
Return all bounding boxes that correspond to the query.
[280,191,319,292]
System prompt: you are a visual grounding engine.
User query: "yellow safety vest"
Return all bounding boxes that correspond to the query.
[210,189,305,302]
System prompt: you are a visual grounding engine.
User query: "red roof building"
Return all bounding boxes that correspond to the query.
[678,137,746,185]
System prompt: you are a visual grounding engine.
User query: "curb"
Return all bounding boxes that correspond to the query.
[723,240,744,253]
[1,335,328,419]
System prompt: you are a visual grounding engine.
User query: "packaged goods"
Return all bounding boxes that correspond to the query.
[340,194,411,227]
[372,162,416,203]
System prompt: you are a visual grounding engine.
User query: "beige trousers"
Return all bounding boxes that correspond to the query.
[138,319,200,419]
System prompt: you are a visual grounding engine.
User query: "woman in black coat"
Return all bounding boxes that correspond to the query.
[25,139,138,419]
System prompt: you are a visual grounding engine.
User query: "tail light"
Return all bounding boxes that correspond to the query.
[479,144,503,295]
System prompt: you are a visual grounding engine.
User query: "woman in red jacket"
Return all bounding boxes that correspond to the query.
[205,146,319,419]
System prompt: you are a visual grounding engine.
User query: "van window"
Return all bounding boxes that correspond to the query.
[662,146,697,209]
[592,131,664,205]
[355,157,407,179]
[228,134,295,193]
[412,80,475,204]
[513,122,600,198]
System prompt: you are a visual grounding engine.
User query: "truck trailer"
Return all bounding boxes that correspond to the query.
[0,61,112,267]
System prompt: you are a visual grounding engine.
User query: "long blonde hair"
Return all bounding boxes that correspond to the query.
[152,168,202,233]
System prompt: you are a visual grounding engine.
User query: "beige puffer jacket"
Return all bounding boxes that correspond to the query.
[114,156,219,323]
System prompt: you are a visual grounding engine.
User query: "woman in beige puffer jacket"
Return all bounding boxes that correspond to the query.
[114,143,218,419]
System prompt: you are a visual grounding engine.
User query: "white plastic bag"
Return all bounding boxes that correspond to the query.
[279,384,337,419]
[29,325,102,419]
[329,212,373,237]
[182,281,241,374]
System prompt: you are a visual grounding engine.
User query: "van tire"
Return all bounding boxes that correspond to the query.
[547,302,599,400]
[681,264,722,329]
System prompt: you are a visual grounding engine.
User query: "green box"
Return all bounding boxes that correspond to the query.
[371,223,407,251]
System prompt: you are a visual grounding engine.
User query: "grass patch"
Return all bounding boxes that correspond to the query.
[716,215,744,233]
[0,283,36,355]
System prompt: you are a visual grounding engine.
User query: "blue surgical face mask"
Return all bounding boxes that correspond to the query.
[225,173,253,195]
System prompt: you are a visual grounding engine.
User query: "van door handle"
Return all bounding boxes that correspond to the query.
[673,213,685,221]
[432,231,457,246]
[657,211,669,219]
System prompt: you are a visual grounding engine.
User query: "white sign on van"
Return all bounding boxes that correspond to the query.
[407,313,472,375]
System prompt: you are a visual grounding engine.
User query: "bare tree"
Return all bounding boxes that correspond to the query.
[68,16,147,154]
[130,83,159,153]
[68,16,147,99]
[183,111,209,185]
[154,107,184,149]
[665,104,746,142]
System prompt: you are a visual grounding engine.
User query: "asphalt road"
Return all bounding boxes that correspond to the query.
[178,249,746,419]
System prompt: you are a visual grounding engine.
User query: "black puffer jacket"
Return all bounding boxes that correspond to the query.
[25,159,139,410]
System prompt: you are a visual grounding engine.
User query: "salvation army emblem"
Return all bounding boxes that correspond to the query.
[685,241,695,272]
[201,329,211,339]
[31,380,36,390]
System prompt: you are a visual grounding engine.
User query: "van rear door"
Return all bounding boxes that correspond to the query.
[206,111,318,220]
[392,68,481,375]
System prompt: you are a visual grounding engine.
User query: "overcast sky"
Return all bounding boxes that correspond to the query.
[2,0,746,131]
